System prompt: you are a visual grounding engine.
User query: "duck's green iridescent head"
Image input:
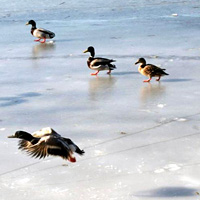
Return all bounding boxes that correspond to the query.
[8,131,27,138]
[26,20,36,27]
[83,46,95,57]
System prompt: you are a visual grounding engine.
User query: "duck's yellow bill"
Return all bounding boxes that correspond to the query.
[25,22,29,25]
[83,49,88,53]
[8,134,16,138]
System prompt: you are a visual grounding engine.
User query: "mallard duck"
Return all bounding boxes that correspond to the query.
[135,58,169,82]
[8,127,84,162]
[26,20,55,43]
[83,46,116,75]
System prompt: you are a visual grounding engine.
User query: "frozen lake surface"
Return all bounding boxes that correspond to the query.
[0,0,200,199]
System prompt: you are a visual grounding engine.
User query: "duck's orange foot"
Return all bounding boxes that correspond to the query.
[91,71,99,76]
[156,77,161,81]
[40,38,46,43]
[107,70,111,75]
[143,79,151,82]
[34,38,41,42]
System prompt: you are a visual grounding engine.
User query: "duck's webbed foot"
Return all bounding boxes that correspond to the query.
[40,38,46,43]
[34,38,41,42]
[107,70,111,74]
[91,71,99,76]
[156,76,161,81]
[143,77,152,82]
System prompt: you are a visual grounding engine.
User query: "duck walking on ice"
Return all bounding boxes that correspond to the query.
[135,58,169,82]
[83,46,116,75]
[26,20,55,43]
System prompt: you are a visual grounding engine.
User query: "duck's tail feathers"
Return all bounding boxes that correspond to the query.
[50,32,55,39]
[76,148,85,155]
[109,64,116,70]
[163,72,169,75]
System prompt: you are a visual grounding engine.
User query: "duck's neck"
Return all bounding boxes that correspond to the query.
[19,131,39,144]
[31,24,36,35]
[140,63,146,68]
[90,50,95,57]
[87,56,94,68]
[18,131,34,140]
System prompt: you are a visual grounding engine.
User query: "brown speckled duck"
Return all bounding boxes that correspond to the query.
[83,46,116,75]
[8,127,84,162]
[26,20,55,43]
[135,58,169,82]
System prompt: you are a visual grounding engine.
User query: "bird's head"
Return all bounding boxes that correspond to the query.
[8,131,29,139]
[135,58,146,65]
[26,20,36,27]
[83,46,95,57]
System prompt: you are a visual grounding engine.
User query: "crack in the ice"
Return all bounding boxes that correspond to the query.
[81,131,200,161]
[1,112,200,177]
[1,54,200,61]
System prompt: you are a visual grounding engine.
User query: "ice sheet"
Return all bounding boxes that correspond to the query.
[0,0,200,200]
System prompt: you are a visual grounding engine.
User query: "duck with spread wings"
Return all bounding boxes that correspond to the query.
[8,127,84,162]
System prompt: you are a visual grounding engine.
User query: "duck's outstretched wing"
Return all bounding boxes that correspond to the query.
[19,135,74,161]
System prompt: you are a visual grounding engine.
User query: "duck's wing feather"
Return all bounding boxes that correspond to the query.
[18,140,32,150]
[62,138,85,155]
[91,57,115,66]
[33,127,61,138]
[34,28,55,39]
[144,64,168,76]
[20,135,72,160]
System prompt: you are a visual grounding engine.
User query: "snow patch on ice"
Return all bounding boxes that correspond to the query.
[174,118,187,122]
[154,164,182,174]
[94,150,104,156]
[157,104,166,108]
[154,168,165,173]
[164,164,181,171]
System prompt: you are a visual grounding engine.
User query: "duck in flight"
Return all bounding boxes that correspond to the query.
[8,127,84,162]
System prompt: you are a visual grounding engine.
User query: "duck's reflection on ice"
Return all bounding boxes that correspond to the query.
[32,42,55,57]
[88,76,116,101]
[140,83,166,106]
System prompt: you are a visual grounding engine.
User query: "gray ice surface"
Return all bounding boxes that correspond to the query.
[0,0,200,200]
